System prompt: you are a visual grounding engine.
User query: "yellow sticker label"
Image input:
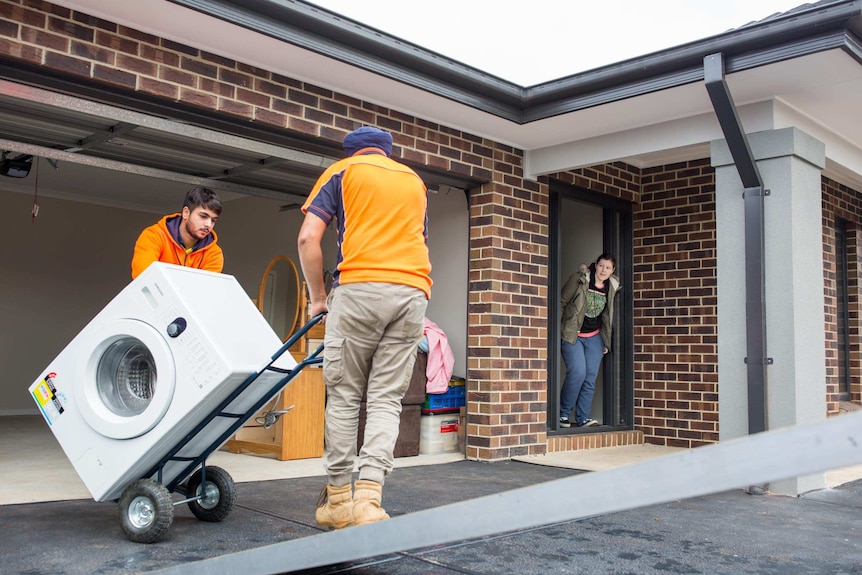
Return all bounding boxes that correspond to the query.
[33,380,53,406]
[32,374,64,425]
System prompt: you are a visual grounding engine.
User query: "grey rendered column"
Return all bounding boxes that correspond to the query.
[712,127,826,495]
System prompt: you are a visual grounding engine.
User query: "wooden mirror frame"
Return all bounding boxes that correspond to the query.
[257,255,301,342]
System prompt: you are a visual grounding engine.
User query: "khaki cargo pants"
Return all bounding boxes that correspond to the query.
[322,282,428,486]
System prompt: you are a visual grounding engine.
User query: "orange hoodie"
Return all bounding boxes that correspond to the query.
[131,213,223,279]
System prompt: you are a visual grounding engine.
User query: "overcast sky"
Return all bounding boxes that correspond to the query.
[307,0,809,85]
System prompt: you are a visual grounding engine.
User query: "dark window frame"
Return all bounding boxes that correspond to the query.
[548,180,634,433]
[836,218,852,400]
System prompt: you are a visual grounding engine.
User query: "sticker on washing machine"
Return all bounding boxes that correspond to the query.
[31,372,64,426]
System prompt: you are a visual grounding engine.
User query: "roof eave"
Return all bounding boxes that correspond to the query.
[168,0,862,124]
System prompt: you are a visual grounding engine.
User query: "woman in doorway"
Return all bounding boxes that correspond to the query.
[559,253,621,428]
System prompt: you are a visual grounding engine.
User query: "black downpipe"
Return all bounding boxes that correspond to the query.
[703,53,770,436]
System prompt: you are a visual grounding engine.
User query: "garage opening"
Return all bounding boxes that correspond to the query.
[1,79,475,421]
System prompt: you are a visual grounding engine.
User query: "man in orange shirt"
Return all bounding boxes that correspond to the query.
[298,126,431,529]
[131,187,223,279]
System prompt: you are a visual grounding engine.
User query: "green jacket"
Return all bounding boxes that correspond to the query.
[560,269,621,350]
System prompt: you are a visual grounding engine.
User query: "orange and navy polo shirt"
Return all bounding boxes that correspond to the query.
[302,149,432,298]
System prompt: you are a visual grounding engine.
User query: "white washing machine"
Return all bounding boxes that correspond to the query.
[28,262,296,502]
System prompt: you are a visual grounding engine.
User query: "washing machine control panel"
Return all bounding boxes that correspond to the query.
[162,307,219,391]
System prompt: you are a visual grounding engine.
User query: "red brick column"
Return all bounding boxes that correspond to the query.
[633,159,719,447]
[466,176,549,460]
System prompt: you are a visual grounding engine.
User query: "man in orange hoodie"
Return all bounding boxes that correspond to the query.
[131,187,223,279]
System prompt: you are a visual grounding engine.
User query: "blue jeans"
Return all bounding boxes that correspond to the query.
[560,335,603,425]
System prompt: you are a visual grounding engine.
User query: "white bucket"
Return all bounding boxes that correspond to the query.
[419,413,460,455]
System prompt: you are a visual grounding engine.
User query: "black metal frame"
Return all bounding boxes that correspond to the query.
[606,209,634,428]
[141,314,325,495]
[836,219,852,400]
[548,181,634,433]
[548,191,562,427]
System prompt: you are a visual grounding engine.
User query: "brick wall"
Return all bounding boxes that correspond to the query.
[822,176,862,410]
[0,0,549,460]
[467,159,550,460]
[632,159,719,447]
[550,162,641,203]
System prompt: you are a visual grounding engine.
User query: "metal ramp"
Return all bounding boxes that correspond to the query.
[150,410,862,575]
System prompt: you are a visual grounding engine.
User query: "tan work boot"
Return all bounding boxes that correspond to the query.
[352,479,390,526]
[315,483,354,529]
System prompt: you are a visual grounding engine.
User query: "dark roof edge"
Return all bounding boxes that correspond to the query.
[171,0,862,124]
[167,0,525,120]
[525,0,862,119]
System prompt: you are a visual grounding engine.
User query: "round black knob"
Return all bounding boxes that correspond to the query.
[166,317,187,338]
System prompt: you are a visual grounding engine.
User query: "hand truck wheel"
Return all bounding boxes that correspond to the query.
[186,465,236,522]
[118,478,174,543]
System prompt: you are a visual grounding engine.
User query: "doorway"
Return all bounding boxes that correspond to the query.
[548,181,633,432]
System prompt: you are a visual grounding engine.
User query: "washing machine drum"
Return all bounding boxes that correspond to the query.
[76,319,177,439]
[97,337,158,417]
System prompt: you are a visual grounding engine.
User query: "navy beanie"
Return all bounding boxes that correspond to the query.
[343,126,393,157]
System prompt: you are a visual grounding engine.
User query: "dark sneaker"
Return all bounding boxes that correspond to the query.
[559,417,571,428]
[580,419,600,427]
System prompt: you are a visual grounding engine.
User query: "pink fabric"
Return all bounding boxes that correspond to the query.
[424,317,454,393]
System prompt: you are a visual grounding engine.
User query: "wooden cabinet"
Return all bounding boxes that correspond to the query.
[224,351,325,460]
[225,280,327,460]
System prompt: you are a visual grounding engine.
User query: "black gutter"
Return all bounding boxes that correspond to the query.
[525,1,862,114]
[166,0,862,123]
[167,0,524,119]
[526,30,851,122]
[704,53,769,438]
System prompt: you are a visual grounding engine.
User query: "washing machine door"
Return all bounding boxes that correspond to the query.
[75,318,177,439]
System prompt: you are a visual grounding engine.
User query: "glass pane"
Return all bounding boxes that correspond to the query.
[553,192,632,430]
[97,337,157,417]
[258,256,301,341]
[559,198,606,425]
[836,222,851,397]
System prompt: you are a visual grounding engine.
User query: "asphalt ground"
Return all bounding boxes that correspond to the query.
[2,459,861,575]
